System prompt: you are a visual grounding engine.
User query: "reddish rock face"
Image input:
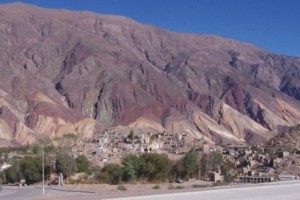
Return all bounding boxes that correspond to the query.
[0,3,300,146]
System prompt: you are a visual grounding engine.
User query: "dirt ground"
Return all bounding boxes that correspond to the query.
[39,180,215,199]
[66,179,212,190]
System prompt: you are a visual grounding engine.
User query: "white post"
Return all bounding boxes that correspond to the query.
[42,145,45,195]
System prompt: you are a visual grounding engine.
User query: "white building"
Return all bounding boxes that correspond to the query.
[0,162,12,171]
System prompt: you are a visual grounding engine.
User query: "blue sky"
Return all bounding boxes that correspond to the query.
[0,0,299,57]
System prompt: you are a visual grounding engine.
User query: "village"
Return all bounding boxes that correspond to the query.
[1,128,300,185]
[69,128,300,184]
[71,129,196,166]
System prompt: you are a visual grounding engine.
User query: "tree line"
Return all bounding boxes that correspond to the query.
[1,136,91,185]
[95,149,234,185]
[2,141,235,185]
[3,153,91,185]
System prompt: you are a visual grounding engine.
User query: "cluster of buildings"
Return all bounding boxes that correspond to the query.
[3,126,299,185]
[71,129,206,166]
[70,128,300,183]
[221,143,300,183]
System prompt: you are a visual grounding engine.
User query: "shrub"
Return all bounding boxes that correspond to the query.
[30,138,55,154]
[168,184,185,190]
[152,184,161,189]
[56,153,77,179]
[122,154,140,182]
[192,184,208,188]
[62,133,78,139]
[139,153,172,182]
[117,185,127,191]
[102,164,123,185]
[95,171,110,183]
[4,162,20,183]
[76,155,91,175]
[175,185,185,189]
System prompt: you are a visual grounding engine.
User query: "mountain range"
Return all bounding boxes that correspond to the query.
[1,3,300,147]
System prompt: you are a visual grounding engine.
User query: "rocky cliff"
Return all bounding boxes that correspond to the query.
[0,3,300,146]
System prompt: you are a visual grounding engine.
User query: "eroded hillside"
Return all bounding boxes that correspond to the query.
[0,3,300,146]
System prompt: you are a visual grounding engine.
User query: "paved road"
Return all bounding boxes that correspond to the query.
[0,185,95,200]
[109,181,300,200]
[1,181,300,200]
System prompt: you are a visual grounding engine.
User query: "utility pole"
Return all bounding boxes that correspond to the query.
[42,145,45,195]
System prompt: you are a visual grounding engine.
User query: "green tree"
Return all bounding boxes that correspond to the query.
[21,158,42,184]
[221,160,236,182]
[56,153,77,179]
[196,153,203,179]
[171,159,185,181]
[210,152,223,170]
[139,153,171,182]
[76,155,91,175]
[95,168,110,183]
[122,154,140,182]
[4,161,21,183]
[0,148,9,163]
[4,156,49,185]
[0,171,4,184]
[31,138,55,154]
[183,149,198,178]
[102,164,123,184]
[200,153,211,179]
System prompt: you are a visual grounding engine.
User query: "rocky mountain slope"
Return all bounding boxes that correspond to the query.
[265,125,300,175]
[0,3,300,146]
[267,125,300,153]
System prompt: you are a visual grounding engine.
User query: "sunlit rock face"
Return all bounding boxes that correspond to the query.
[0,3,300,146]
